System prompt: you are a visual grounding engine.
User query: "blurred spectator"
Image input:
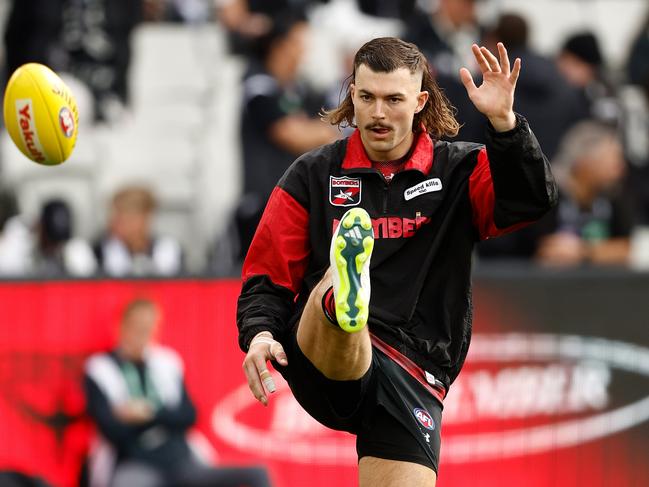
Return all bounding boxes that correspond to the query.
[404,0,481,77]
[32,200,97,277]
[478,120,632,263]
[142,0,213,23]
[0,195,96,277]
[233,10,338,260]
[216,0,273,53]
[60,0,144,121]
[621,82,649,223]
[535,121,632,267]
[4,0,144,122]
[557,31,620,126]
[0,190,31,276]
[627,10,649,87]
[84,298,272,487]
[3,0,65,84]
[403,0,486,142]
[483,13,582,159]
[216,0,327,56]
[94,186,184,277]
[355,0,416,20]
[622,10,649,223]
[474,14,586,265]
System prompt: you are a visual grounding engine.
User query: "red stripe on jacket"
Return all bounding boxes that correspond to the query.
[371,334,446,405]
[469,147,528,240]
[242,186,310,293]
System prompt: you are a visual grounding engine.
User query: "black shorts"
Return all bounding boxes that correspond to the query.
[275,332,446,473]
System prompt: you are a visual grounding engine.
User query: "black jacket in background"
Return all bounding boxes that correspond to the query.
[84,352,196,472]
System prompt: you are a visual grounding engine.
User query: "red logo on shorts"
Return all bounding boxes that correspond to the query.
[59,107,75,138]
[414,408,435,430]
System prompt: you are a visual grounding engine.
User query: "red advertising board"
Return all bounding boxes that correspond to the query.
[0,276,648,487]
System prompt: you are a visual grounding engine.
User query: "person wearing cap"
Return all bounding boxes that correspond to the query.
[31,199,98,277]
[557,31,620,126]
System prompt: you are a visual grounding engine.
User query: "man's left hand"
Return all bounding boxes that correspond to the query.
[460,43,520,132]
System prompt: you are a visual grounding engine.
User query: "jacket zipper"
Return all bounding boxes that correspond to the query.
[382,183,389,214]
[346,169,392,214]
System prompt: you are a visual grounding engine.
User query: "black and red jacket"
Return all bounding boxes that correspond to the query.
[237,114,557,387]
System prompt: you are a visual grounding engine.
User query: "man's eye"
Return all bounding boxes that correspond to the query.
[360,94,371,101]
[390,97,401,103]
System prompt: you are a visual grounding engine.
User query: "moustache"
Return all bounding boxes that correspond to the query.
[365,124,393,130]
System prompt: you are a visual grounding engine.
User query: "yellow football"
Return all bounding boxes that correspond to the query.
[3,63,79,165]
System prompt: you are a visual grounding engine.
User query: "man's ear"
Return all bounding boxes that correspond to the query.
[416,90,429,113]
[350,83,356,101]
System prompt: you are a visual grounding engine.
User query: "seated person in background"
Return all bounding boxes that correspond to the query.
[627,8,649,87]
[483,13,583,160]
[216,0,327,56]
[94,186,183,276]
[355,0,416,20]
[534,121,633,267]
[235,9,338,259]
[0,189,31,276]
[84,298,272,487]
[556,31,620,126]
[403,0,486,143]
[216,0,274,54]
[32,199,97,277]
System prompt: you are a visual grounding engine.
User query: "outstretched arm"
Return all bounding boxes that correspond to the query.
[460,43,521,132]
[460,43,558,239]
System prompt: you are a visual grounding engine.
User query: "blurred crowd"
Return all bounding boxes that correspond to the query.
[1,0,649,277]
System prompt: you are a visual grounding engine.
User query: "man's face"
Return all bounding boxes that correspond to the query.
[287,23,308,75]
[119,305,160,361]
[557,52,595,88]
[440,0,477,28]
[351,64,428,162]
[588,138,626,192]
[110,206,151,248]
[273,22,308,80]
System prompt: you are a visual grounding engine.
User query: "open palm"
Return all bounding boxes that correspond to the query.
[460,43,520,131]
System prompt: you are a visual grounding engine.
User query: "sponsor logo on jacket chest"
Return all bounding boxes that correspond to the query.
[329,176,361,207]
[404,178,442,201]
[332,214,431,239]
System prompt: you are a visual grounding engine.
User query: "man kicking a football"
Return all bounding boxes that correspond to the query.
[237,37,556,486]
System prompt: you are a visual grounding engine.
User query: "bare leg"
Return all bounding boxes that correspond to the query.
[359,457,437,487]
[296,268,372,380]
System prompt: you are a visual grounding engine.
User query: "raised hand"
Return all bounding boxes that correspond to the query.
[459,42,521,132]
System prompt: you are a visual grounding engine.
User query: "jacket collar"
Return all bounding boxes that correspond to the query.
[341,128,434,175]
